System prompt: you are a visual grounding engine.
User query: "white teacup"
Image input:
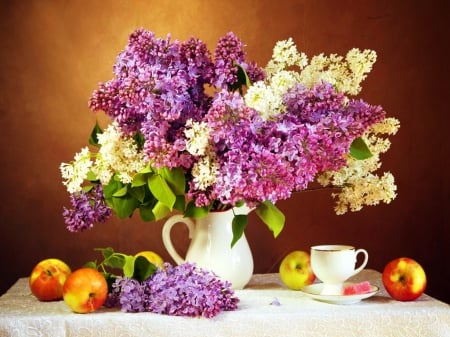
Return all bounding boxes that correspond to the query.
[311,245,369,295]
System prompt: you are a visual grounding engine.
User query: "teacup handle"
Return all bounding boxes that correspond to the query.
[161,214,195,265]
[352,248,369,276]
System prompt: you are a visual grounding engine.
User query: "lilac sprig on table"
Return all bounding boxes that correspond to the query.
[106,262,239,318]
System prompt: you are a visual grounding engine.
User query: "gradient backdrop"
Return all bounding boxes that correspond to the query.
[0,1,448,303]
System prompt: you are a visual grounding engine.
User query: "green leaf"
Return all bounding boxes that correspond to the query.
[133,132,145,150]
[129,185,146,203]
[159,167,186,195]
[139,203,156,222]
[255,201,285,238]
[89,121,103,147]
[103,272,117,293]
[139,165,153,174]
[104,253,126,270]
[231,214,248,248]
[83,185,94,193]
[96,247,115,259]
[122,255,136,278]
[152,201,171,220]
[83,261,98,269]
[173,195,186,212]
[112,185,128,197]
[350,137,372,160]
[184,201,210,218]
[86,171,98,182]
[133,256,157,282]
[112,195,140,219]
[131,173,148,187]
[230,64,251,91]
[102,178,121,199]
[148,174,176,210]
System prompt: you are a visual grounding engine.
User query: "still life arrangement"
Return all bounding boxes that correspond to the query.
[56,28,402,316]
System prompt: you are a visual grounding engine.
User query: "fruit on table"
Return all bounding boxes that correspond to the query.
[382,257,427,301]
[29,258,72,301]
[343,281,372,295]
[135,250,164,267]
[63,267,108,313]
[279,250,316,290]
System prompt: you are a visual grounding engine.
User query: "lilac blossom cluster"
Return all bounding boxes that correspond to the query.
[62,185,111,232]
[280,82,385,173]
[188,83,385,208]
[89,29,263,170]
[107,263,239,318]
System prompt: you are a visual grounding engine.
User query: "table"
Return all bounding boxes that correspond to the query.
[0,269,449,337]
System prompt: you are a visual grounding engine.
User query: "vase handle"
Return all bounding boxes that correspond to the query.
[162,214,195,265]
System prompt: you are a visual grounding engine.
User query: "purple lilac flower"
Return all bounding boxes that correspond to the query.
[89,29,179,134]
[242,60,266,84]
[212,32,265,89]
[88,29,264,174]
[212,32,247,89]
[180,37,214,90]
[187,90,296,207]
[111,263,239,318]
[282,82,385,173]
[62,185,112,232]
[88,29,208,168]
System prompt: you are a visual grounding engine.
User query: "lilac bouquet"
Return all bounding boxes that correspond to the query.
[61,29,399,244]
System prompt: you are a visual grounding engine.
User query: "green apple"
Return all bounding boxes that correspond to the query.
[279,250,316,290]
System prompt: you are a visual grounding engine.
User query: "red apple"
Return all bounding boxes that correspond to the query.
[382,257,427,301]
[63,267,108,313]
[279,250,316,290]
[29,258,72,301]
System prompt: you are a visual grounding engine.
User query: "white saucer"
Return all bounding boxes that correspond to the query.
[300,282,379,304]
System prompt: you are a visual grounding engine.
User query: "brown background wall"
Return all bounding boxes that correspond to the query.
[0,1,448,303]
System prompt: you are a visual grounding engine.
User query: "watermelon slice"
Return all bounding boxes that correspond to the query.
[343,281,372,295]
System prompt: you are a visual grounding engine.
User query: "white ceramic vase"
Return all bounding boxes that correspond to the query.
[161,206,254,289]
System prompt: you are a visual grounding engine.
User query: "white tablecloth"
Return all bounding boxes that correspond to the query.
[0,269,449,337]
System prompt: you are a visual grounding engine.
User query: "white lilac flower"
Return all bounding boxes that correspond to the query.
[346,49,377,79]
[93,122,146,184]
[332,172,397,215]
[60,147,93,193]
[244,82,277,120]
[297,49,377,96]
[317,118,400,214]
[245,71,297,120]
[191,154,219,191]
[370,117,401,135]
[184,119,210,156]
[266,38,308,77]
